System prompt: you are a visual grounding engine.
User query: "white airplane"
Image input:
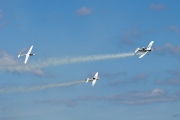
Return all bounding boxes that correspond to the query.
[18,45,35,64]
[134,41,154,58]
[86,72,99,86]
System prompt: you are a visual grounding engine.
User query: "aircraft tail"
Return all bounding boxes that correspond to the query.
[134,48,139,55]
[18,53,26,58]
[18,52,21,58]
[86,78,89,83]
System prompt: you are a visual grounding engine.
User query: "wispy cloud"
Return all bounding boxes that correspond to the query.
[156,70,180,85]
[76,6,92,16]
[0,9,10,28]
[100,72,127,79]
[34,89,180,107]
[0,112,39,120]
[106,89,178,105]
[156,78,180,85]
[120,36,134,46]
[130,29,143,39]
[109,73,148,86]
[154,43,180,57]
[0,9,3,19]
[169,25,180,34]
[120,28,156,46]
[149,4,167,11]
[169,70,180,76]
[0,9,7,29]
[120,29,143,46]
[172,114,180,118]
[34,99,78,107]
[0,23,6,28]
[0,51,45,76]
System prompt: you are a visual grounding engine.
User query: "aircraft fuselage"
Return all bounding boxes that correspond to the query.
[29,54,35,56]
[88,78,99,81]
[93,77,99,80]
[138,49,151,52]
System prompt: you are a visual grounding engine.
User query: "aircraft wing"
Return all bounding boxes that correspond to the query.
[147,41,154,49]
[27,45,33,55]
[139,51,148,58]
[135,49,139,54]
[24,55,30,64]
[94,72,98,79]
[92,80,96,86]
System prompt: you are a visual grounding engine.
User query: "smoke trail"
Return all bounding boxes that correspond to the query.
[31,52,134,68]
[0,80,85,94]
[0,52,134,75]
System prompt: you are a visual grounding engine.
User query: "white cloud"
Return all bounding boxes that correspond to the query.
[109,73,148,86]
[34,89,180,106]
[150,4,167,11]
[0,9,3,19]
[156,77,180,85]
[76,6,92,16]
[172,114,180,118]
[169,25,180,33]
[94,89,179,105]
[0,51,45,76]
[119,28,156,47]
[156,70,180,86]
[100,72,127,78]
[34,99,78,107]
[154,43,180,56]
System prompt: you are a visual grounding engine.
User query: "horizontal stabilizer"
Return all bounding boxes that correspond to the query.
[18,52,21,58]
[86,78,89,83]
[135,48,139,53]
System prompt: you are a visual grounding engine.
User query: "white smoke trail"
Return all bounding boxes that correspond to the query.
[31,52,135,68]
[0,52,134,75]
[0,80,85,94]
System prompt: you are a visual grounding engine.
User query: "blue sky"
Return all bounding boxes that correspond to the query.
[0,0,180,120]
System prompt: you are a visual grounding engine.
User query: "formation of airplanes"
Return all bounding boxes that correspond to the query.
[17,41,154,86]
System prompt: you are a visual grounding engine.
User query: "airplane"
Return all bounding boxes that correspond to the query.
[134,41,154,58]
[86,72,99,86]
[18,45,35,64]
